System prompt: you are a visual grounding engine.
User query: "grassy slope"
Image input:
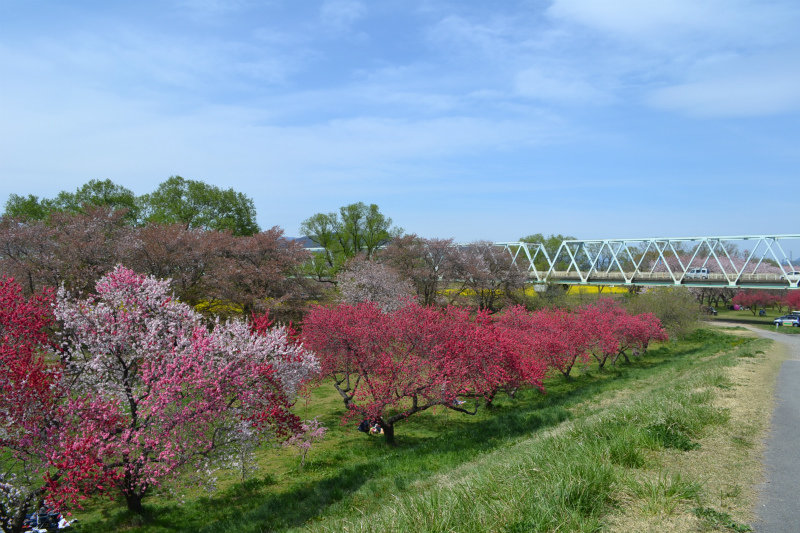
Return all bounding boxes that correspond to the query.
[75,327,781,533]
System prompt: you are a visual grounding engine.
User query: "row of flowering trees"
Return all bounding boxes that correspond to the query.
[731,289,800,315]
[0,267,319,531]
[302,299,667,445]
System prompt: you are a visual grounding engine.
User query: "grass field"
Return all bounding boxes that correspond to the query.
[710,306,800,334]
[71,325,781,533]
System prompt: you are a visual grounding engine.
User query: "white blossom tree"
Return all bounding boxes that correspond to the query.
[51,266,319,514]
[335,258,413,312]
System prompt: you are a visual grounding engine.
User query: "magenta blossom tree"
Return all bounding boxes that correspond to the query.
[52,266,319,514]
[0,279,62,533]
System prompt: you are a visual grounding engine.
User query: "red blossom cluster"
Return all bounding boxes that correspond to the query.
[302,299,666,444]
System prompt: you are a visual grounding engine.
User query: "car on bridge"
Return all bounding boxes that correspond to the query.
[686,267,710,279]
[773,315,800,327]
[780,271,800,282]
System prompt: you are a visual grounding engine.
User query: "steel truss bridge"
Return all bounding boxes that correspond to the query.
[494,235,800,290]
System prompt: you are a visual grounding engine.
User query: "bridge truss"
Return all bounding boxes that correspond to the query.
[496,235,800,290]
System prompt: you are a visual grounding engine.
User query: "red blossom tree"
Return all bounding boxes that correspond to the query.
[787,290,800,312]
[732,290,780,315]
[0,279,61,533]
[302,302,522,444]
[497,306,592,378]
[578,300,667,367]
[576,300,625,370]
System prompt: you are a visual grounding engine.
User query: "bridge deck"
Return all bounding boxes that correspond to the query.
[537,271,795,290]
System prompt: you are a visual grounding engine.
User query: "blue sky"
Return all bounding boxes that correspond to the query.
[1,0,799,242]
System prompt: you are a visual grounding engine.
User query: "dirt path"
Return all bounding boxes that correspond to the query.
[743,327,800,533]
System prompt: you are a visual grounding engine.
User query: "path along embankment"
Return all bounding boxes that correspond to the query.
[744,326,800,533]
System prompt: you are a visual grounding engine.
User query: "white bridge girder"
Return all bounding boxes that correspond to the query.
[496,235,800,290]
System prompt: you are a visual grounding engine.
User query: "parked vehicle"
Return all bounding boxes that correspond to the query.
[686,267,710,279]
[773,315,800,327]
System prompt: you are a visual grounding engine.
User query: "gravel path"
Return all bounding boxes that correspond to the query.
[745,327,800,533]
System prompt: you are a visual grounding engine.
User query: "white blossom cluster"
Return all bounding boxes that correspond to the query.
[336,259,413,313]
[0,473,25,532]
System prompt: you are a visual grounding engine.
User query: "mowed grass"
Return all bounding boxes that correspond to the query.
[710,306,800,334]
[73,328,779,533]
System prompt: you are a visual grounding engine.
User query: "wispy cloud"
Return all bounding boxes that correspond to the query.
[547,0,799,50]
[648,51,800,117]
[319,0,366,33]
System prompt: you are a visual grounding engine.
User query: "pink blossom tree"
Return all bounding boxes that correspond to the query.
[51,266,319,514]
[282,418,327,468]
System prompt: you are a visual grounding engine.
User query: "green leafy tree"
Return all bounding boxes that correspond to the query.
[3,180,139,223]
[3,194,53,220]
[625,286,699,339]
[519,233,576,271]
[52,179,140,222]
[141,176,260,236]
[300,202,402,277]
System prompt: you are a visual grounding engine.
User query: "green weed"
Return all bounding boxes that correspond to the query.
[692,506,752,532]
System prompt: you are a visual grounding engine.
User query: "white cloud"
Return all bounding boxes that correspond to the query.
[547,0,798,50]
[648,52,800,117]
[0,27,306,103]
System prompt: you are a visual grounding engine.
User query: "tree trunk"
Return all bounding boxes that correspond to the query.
[485,391,496,408]
[382,423,396,446]
[9,498,31,533]
[124,491,145,515]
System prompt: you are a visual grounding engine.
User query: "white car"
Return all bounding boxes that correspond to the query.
[686,267,710,279]
[780,271,800,282]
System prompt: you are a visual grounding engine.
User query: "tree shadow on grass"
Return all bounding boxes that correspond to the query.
[198,462,376,533]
